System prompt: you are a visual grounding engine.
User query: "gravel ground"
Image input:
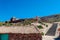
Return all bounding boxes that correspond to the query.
[42,36,55,40]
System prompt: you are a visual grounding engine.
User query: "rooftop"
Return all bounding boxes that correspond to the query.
[0,26,40,34]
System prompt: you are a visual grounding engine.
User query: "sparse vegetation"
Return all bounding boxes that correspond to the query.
[0,22,3,26]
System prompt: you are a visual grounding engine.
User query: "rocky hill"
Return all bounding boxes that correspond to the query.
[41,14,60,23]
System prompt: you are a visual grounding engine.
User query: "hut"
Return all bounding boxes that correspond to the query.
[0,26,42,40]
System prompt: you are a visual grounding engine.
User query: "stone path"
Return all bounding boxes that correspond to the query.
[45,23,58,36]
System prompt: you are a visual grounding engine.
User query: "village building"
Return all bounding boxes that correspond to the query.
[9,16,40,23]
[0,26,42,40]
[9,17,25,23]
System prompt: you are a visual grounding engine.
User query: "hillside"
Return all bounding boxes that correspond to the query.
[41,14,60,23]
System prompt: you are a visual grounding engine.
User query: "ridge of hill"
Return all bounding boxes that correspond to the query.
[41,14,60,23]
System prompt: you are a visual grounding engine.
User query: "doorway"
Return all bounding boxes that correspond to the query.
[0,34,9,40]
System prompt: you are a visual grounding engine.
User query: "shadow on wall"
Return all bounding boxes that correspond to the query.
[54,36,60,40]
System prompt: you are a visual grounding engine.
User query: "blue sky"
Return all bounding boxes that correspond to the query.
[0,0,60,21]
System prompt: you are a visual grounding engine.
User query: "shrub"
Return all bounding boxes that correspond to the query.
[37,25,43,29]
[46,25,48,27]
[41,32,44,35]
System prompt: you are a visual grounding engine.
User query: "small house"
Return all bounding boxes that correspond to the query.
[0,26,42,40]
